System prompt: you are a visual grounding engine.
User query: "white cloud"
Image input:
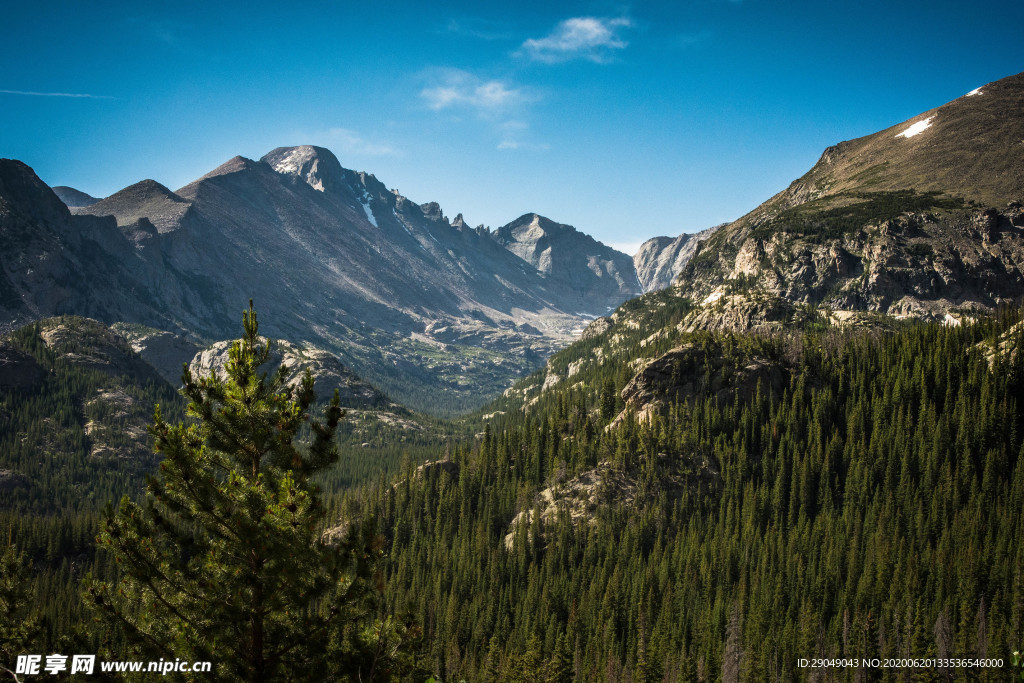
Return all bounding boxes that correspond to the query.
[443,17,513,41]
[303,128,400,157]
[0,89,114,99]
[421,70,527,112]
[497,120,549,151]
[519,17,633,63]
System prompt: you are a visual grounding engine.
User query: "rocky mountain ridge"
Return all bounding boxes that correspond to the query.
[633,224,722,292]
[1,147,649,414]
[487,71,1024,443]
[669,70,1024,330]
[491,213,640,307]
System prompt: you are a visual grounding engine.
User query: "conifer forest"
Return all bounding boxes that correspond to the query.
[2,298,1023,680]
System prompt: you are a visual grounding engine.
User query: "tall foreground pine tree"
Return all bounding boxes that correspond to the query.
[85,303,385,681]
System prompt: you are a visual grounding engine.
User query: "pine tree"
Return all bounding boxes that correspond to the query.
[545,632,574,683]
[601,378,618,422]
[1,540,44,680]
[84,303,377,681]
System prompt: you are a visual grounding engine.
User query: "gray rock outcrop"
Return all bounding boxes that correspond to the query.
[188,337,399,410]
[634,224,722,292]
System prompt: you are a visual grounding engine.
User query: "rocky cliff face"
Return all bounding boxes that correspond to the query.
[490,213,641,308]
[675,197,1024,327]
[188,337,400,411]
[671,71,1024,330]
[633,224,722,292]
[615,341,786,425]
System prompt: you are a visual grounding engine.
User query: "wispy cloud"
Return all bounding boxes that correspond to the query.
[497,120,549,151]
[0,89,115,99]
[442,17,514,41]
[307,128,400,157]
[125,17,204,58]
[519,16,633,63]
[421,70,530,113]
[671,29,715,48]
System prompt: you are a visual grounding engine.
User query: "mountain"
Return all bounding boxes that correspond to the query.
[490,213,641,309]
[0,160,153,330]
[669,70,1024,329]
[633,224,722,292]
[0,316,183,512]
[769,75,1024,211]
[372,284,1024,679]
[363,75,1024,676]
[1,147,642,414]
[83,178,189,234]
[51,186,100,207]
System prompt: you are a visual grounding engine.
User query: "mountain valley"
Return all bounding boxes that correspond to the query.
[3,69,1024,681]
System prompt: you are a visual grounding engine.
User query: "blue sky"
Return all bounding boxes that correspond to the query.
[2,1,1021,254]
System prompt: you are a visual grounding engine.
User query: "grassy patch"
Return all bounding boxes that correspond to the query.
[750,190,967,244]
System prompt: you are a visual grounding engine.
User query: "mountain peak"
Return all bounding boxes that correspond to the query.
[78,179,188,233]
[88,179,182,207]
[52,186,100,208]
[495,214,591,255]
[420,201,446,223]
[490,212,641,307]
[192,155,259,183]
[766,70,1024,214]
[0,159,72,227]
[261,145,345,193]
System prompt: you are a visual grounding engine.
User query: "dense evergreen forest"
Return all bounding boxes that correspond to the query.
[361,308,1024,681]
[0,319,186,645]
[3,305,1024,680]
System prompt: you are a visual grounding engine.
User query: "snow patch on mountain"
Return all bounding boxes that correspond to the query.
[966,87,984,97]
[896,116,935,139]
[272,151,301,175]
[356,189,378,227]
[360,200,377,227]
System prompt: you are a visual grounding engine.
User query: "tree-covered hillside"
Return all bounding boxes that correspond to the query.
[4,304,1023,681]
[359,308,1024,681]
[0,317,186,645]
